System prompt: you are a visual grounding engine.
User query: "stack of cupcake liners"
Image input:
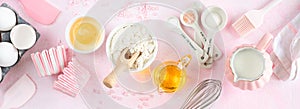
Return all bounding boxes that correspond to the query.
[31,45,67,77]
[31,45,90,97]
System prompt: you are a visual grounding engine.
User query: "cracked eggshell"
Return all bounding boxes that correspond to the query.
[0,67,2,81]
[0,42,19,67]
[10,24,37,50]
[0,7,16,31]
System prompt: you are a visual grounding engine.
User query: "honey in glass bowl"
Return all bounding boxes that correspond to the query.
[152,55,191,93]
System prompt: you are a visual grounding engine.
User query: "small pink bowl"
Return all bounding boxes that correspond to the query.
[226,47,273,90]
[226,33,274,90]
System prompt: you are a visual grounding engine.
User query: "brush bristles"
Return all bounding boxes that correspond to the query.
[232,15,255,36]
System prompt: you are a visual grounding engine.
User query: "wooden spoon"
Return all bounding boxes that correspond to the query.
[103,48,140,88]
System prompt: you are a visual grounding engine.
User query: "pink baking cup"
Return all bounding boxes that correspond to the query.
[53,58,90,97]
[226,33,274,90]
[53,81,77,97]
[31,45,67,77]
[31,52,46,77]
[57,75,79,91]
[41,50,54,76]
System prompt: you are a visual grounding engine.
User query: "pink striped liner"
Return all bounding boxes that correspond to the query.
[41,50,54,76]
[49,48,60,74]
[31,52,46,77]
[53,81,76,97]
[53,58,90,97]
[58,75,80,92]
[31,45,68,77]
[61,46,68,66]
[57,46,66,70]
[63,68,78,84]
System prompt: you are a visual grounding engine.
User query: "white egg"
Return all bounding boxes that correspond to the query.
[10,24,37,50]
[0,67,2,81]
[0,7,16,31]
[0,42,19,67]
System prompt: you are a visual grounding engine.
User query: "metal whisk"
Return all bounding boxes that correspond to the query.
[181,79,222,109]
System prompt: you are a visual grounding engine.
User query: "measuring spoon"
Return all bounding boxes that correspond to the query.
[180,8,222,61]
[168,17,208,63]
[180,9,207,46]
[202,6,227,62]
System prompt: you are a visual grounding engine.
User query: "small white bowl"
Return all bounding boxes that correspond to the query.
[10,24,37,50]
[65,16,105,54]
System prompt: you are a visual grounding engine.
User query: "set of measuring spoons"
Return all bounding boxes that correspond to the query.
[168,6,228,68]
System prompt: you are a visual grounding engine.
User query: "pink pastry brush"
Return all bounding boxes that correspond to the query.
[232,0,282,36]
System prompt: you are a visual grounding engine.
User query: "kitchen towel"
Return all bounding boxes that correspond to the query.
[272,13,300,81]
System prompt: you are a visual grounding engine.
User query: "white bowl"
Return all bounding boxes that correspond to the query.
[65,16,105,54]
[106,23,158,72]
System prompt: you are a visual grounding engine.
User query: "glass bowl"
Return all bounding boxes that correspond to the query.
[75,0,226,108]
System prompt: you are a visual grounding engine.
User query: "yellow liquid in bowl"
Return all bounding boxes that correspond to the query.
[153,62,186,93]
[69,17,102,51]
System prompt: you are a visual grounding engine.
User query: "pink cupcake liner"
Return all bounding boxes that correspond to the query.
[31,45,67,77]
[53,58,90,97]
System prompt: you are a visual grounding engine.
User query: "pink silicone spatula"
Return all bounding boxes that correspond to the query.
[0,74,36,109]
[19,0,61,25]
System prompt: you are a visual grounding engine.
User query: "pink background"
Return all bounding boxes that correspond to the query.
[0,0,300,109]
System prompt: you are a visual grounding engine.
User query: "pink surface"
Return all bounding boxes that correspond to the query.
[0,0,300,109]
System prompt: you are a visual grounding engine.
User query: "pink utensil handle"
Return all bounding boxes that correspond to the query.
[256,33,273,51]
[261,0,283,14]
[19,0,60,25]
